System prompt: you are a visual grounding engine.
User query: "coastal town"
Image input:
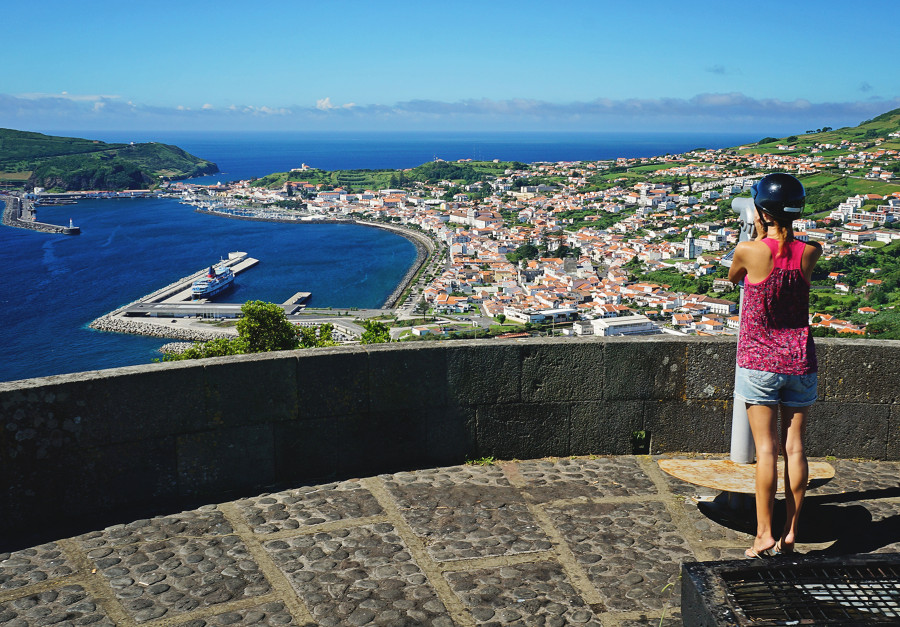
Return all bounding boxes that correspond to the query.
[157,128,900,341]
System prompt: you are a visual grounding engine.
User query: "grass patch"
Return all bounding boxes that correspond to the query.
[0,171,31,180]
[466,456,496,466]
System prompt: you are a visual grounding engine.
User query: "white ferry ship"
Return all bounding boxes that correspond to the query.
[192,264,235,299]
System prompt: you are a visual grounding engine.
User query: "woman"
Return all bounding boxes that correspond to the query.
[727,172,822,558]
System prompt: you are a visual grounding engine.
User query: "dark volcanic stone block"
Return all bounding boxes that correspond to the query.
[806,401,889,459]
[176,425,275,497]
[446,340,521,406]
[570,400,644,455]
[520,338,603,403]
[4,436,179,535]
[204,352,299,426]
[476,402,570,458]
[0,363,205,450]
[273,416,341,481]
[425,404,477,466]
[889,406,900,460]
[644,399,730,453]
[295,346,369,420]
[366,344,448,412]
[686,338,736,400]
[605,336,688,401]
[819,339,900,404]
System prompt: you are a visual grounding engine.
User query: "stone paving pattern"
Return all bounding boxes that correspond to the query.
[3,455,900,626]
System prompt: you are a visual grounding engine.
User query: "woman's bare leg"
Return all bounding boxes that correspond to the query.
[747,403,779,555]
[780,405,809,550]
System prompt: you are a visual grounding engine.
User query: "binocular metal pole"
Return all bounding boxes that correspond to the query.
[700,197,758,522]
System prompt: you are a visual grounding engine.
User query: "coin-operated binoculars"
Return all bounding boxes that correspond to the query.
[719,195,758,464]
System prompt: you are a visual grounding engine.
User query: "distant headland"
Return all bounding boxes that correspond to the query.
[0,128,219,191]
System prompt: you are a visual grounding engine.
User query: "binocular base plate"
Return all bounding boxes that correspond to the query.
[658,458,835,494]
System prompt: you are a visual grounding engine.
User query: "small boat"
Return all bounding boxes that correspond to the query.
[192,263,235,299]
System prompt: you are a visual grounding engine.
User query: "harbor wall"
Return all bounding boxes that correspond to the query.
[2,336,898,540]
[1,196,80,234]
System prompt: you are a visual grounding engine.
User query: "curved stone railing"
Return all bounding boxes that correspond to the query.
[2,336,898,539]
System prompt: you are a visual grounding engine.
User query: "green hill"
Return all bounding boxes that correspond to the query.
[743,106,900,154]
[0,129,219,191]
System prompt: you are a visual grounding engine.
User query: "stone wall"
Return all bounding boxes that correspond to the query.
[2,336,899,539]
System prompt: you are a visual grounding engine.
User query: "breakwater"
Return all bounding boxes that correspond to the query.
[88,254,254,341]
[89,315,232,342]
[1,196,80,235]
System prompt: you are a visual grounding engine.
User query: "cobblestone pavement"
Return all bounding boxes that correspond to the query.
[3,455,900,626]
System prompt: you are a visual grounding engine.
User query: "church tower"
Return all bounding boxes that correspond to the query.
[684,229,697,259]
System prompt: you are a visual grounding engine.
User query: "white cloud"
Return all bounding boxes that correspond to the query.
[316,97,354,111]
[1,91,897,132]
[17,91,120,102]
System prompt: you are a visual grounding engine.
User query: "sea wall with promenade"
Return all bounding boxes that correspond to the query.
[2,335,899,540]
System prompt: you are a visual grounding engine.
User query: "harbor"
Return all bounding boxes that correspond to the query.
[0,194,80,235]
[89,252,312,341]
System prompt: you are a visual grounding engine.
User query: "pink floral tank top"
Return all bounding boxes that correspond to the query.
[737,238,817,375]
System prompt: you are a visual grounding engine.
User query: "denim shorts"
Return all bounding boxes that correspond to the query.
[734,365,818,407]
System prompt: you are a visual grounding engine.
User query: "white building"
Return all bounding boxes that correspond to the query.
[574,314,659,337]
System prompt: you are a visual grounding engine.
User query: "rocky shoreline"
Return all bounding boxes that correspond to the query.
[356,221,434,308]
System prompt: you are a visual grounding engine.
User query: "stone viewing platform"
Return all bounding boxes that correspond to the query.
[2,455,899,626]
[3,336,900,624]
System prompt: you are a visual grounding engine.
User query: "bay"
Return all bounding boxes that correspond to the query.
[3,129,763,383]
[0,198,416,383]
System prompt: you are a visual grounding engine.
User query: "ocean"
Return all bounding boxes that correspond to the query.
[2,130,760,382]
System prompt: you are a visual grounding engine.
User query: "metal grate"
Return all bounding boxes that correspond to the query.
[723,563,900,625]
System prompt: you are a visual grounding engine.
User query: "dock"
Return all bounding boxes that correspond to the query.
[149,252,258,304]
[90,252,320,341]
[282,291,311,306]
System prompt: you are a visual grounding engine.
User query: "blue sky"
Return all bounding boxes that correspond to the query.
[3,0,899,135]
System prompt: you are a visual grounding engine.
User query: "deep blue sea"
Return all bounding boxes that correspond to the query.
[2,130,760,382]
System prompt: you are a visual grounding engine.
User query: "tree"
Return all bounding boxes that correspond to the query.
[496,313,506,324]
[415,300,430,323]
[298,323,337,348]
[360,319,391,344]
[237,300,300,352]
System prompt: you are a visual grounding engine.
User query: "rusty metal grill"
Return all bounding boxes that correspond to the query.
[723,563,900,625]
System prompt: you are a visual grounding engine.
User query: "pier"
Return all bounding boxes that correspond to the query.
[1,195,80,235]
[89,252,318,341]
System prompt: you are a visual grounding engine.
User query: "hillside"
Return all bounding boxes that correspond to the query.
[742,106,900,155]
[251,159,524,193]
[0,129,219,191]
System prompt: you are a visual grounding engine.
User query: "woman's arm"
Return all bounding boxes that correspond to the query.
[728,242,749,284]
[801,241,823,282]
